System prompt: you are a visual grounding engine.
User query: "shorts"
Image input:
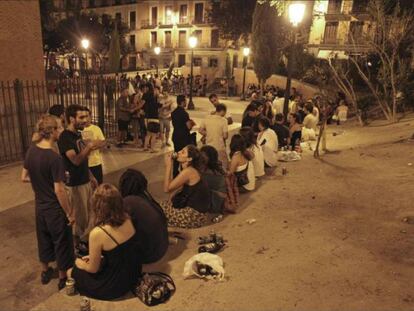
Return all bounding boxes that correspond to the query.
[118,119,129,131]
[159,118,171,133]
[146,120,160,134]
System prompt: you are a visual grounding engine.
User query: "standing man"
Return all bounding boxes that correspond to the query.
[82,108,106,184]
[116,88,132,147]
[208,93,233,125]
[21,115,74,290]
[171,94,195,177]
[199,103,229,168]
[58,105,98,244]
[159,89,173,147]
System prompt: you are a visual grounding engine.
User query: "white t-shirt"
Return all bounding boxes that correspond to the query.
[199,114,228,151]
[272,97,294,115]
[257,128,278,167]
[249,144,265,177]
[303,113,318,131]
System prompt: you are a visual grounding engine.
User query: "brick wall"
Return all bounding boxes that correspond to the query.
[0,1,45,81]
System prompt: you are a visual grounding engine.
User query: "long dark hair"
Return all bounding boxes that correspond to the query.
[200,145,225,175]
[119,169,166,220]
[186,144,205,171]
[230,134,252,160]
[239,126,257,148]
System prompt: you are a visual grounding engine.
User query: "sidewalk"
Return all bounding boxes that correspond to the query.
[0,96,247,213]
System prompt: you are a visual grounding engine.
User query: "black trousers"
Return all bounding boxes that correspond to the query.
[36,207,74,271]
[90,164,103,185]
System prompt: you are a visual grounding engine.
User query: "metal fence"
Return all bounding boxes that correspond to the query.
[0,76,124,165]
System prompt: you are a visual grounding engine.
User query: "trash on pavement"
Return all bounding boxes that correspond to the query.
[183,253,225,280]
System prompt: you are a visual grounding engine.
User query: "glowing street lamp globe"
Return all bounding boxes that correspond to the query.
[243,47,250,57]
[154,46,161,55]
[189,36,198,49]
[81,38,90,49]
[288,3,306,27]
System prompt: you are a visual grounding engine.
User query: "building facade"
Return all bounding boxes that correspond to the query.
[57,0,235,76]
[306,0,371,59]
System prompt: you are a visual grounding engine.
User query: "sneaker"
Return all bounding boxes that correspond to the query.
[58,277,67,290]
[41,267,54,285]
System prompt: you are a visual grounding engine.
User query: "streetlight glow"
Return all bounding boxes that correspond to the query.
[166,9,172,16]
[288,3,306,27]
[154,46,161,55]
[81,38,90,49]
[243,47,250,57]
[189,36,198,48]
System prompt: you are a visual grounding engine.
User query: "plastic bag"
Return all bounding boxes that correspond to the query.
[128,81,135,96]
[183,253,225,280]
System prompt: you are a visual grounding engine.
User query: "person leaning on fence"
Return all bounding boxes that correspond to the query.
[57,105,99,244]
[21,115,74,290]
[116,88,133,147]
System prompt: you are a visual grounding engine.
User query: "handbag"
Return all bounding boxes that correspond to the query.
[133,272,176,307]
[234,163,249,187]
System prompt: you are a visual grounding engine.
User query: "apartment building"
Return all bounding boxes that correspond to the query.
[306,0,371,59]
[69,0,229,75]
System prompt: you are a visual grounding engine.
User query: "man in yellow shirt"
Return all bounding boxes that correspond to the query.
[82,108,106,184]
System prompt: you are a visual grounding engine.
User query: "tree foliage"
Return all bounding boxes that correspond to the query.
[251,2,286,87]
[209,0,256,42]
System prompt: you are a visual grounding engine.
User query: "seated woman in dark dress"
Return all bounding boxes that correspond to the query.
[119,169,168,264]
[68,184,141,300]
[162,145,212,229]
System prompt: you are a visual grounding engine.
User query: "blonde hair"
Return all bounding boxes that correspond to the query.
[92,184,126,227]
[34,115,58,141]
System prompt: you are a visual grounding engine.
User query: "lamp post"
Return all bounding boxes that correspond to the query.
[154,46,161,76]
[187,35,197,110]
[81,38,91,99]
[241,47,250,101]
[283,3,305,119]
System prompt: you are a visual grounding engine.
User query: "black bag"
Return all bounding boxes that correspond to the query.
[133,272,176,307]
[234,163,249,187]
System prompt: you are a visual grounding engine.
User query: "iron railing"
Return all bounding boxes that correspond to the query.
[0,76,126,165]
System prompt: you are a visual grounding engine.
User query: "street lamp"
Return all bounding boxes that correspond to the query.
[283,3,305,119]
[241,47,250,101]
[81,38,91,99]
[154,46,161,76]
[187,35,198,110]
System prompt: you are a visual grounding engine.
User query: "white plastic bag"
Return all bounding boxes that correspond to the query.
[128,81,135,96]
[183,253,225,280]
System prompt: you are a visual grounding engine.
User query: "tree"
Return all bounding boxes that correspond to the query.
[108,24,121,73]
[209,0,256,42]
[251,2,284,90]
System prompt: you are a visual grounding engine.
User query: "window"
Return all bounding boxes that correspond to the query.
[130,11,136,29]
[179,31,186,48]
[209,58,218,67]
[115,12,122,23]
[194,30,202,45]
[129,56,136,70]
[151,32,157,47]
[178,54,186,67]
[194,3,204,23]
[129,35,135,48]
[327,0,342,14]
[165,31,172,48]
[179,4,188,24]
[323,22,338,44]
[352,0,367,13]
[151,7,158,26]
[349,21,364,43]
[193,57,202,66]
[211,29,219,48]
[165,5,173,24]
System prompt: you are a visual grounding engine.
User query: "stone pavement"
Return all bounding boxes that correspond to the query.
[0,96,246,311]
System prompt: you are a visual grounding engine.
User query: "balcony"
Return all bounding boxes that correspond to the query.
[141,19,158,29]
[323,37,340,45]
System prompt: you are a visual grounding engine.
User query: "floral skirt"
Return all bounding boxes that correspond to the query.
[161,201,208,229]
